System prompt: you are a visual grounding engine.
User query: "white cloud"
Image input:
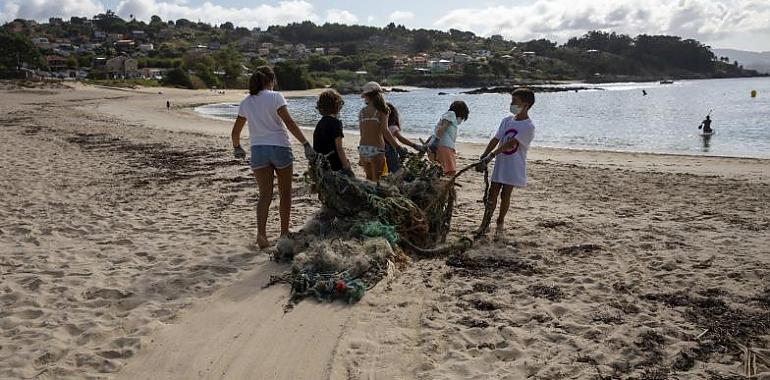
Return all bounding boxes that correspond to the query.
[388,10,414,22]
[434,0,770,46]
[114,0,317,28]
[1,0,104,22]
[325,8,358,24]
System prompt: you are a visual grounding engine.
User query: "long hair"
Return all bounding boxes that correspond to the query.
[386,102,400,127]
[364,91,390,115]
[249,66,276,95]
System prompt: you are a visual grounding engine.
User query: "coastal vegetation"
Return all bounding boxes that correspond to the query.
[1,14,763,90]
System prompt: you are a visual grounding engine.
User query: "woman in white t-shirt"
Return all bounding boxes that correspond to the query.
[230,66,316,248]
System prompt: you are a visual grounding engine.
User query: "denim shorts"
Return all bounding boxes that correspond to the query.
[250,145,294,170]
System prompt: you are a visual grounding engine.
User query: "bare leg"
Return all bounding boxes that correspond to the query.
[360,156,373,181]
[369,155,385,182]
[478,182,502,236]
[275,164,294,237]
[253,166,275,248]
[496,185,514,237]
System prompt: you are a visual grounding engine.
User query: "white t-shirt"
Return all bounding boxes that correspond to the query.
[237,90,290,147]
[491,116,535,187]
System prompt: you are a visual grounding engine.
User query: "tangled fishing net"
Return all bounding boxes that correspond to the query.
[267,152,488,306]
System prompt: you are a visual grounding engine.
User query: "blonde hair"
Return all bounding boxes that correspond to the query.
[363,91,389,115]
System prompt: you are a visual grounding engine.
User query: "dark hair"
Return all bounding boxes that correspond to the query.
[386,102,400,127]
[363,91,390,115]
[316,89,344,116]
[449,100,469,120]
[512,88,535,107]
[249,66,276,95]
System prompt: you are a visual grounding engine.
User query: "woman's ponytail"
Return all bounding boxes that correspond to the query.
[249,66,276,95]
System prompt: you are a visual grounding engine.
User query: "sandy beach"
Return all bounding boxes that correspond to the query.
[1,82,768,379]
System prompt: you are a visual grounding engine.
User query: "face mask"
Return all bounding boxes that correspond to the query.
[510,104,522,115]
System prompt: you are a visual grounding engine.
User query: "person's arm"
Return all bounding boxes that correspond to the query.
[480,137,499,158]
[380,114,400,148]
[277,106,309,144]
[393,129,421,150]
[491,137,519,156]
[231,116,246,148]
[231,116,247,159]
[334,137,351,168]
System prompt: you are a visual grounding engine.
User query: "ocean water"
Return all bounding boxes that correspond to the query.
[195,77,770,158]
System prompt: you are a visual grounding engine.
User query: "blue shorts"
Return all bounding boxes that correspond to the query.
[250,145,294,170]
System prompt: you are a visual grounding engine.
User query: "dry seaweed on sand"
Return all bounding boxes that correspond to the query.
[643,289,770,375]
[267,153,488,305]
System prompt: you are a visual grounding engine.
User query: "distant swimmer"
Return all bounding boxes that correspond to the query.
[642,90,647,96]
[698,115,713,134]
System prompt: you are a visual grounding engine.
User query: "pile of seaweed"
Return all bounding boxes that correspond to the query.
[267,153,480,306]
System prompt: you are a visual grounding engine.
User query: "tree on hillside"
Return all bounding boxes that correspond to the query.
[93,10,126,33]
[274,61,309,90]
[308,55,332,72]
[162,67,193,88]
[462,63,480,83]
[0,31,42,70]
[566,31,633,54]
[412,30,433,52]
[521,39,557,56]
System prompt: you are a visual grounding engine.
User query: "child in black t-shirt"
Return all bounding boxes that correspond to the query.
[313,89,352,175]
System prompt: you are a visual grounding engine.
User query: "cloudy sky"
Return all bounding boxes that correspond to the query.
[2,0,769,51]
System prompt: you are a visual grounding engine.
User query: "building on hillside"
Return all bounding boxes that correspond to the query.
[93,31,107,41]
[138,43,154,52]
[440,51,456,60]
[115,40,135,53]
[429,59,452,72]
[31,37,51,48]
[208,41,221,51]
[522,51,536,57]
[295,43,306,51]
[328,47,340,55]
[260,42,274,49]
[46,56,67,71]
[283,44,294,50]
[48,18,64,26]
[142,68,166,80]
[190,45,208,53]
[412,55,428,68]
[108,33,125,41]
[258,48,270,56]
[105,56,139,78]
[394,57,406,70]
[453,53,471,64]
[586,49,600,56]
[131,30,146,40]
[314,47,326,55]
[476,49,492,58]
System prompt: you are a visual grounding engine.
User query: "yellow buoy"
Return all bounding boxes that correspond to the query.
[751,90,757,98]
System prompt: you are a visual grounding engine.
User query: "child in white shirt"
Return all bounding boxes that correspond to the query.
[477,88,536,238]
